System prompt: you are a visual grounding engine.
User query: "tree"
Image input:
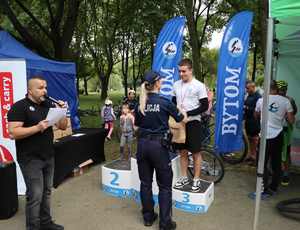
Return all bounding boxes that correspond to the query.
[117,0,178,96]
[82,0,122,100]
[176,0,228,81]
[0,0,81,60]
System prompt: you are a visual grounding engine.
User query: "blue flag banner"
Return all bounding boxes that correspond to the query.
[215,11,253,154]
[152,16,186,98]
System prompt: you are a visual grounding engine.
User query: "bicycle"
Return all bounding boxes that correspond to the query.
[187,146,225,184]
[185,118,249,183]
[276,198,300,221]
[205,119,249,164]
[220,130,249,164]
[184,121,225,184]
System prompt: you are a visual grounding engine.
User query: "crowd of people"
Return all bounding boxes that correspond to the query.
[7,57,298,230]
[245,79,297,199]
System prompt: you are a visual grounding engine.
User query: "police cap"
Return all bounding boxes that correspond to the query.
[144,70,162,84]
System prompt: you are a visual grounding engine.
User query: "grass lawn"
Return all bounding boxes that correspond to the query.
[78,91,123,129]
[78,92,134,161]
[78,91,124,110]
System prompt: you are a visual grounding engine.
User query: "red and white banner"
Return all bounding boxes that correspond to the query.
[0,59,27,195]
[0,72,14,139]
[0,144,14,163]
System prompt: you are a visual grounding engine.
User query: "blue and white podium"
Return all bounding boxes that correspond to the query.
[173,180,214,214]
[101,154,214,213]
[102,159,132,198]
[130,155,181,204]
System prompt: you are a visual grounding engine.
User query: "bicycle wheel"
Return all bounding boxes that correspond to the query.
[188,147,225,184]
[221,133,248,164]
[276,198,300,221]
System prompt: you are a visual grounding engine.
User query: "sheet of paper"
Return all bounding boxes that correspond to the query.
[46,108,67,126]
[72,133,85,137]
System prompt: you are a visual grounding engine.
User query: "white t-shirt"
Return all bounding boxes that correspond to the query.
[172,78,207,121]
[255,95,293,139]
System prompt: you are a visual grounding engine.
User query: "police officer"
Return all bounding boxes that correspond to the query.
[134,71,187,230]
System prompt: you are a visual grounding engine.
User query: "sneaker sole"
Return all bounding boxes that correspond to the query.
[191,187,201,192]
[281,182,289,186]
[173,182,189,189]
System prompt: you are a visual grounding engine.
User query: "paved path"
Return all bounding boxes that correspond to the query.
[1,165,299,230]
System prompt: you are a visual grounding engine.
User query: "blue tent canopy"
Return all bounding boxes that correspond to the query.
[0,30,80,129]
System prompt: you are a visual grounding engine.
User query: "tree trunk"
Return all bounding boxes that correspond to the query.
[123,77,128,97]
[252,43,258,82]
[100,78,109,100]
[260,0,269,64]
[83,76,88,96]
[184,0,202,81]
[76,75,80,95]
[132,39,136,92]
[133,81,137,92]
[122,34,130,97]
[0,0,81,61]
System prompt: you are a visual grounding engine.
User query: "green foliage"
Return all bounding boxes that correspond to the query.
[1,0,266,98]
[255,75,264,87]
[0,0,81,60]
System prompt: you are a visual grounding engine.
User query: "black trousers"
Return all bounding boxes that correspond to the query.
[19,158,54,230]
[262,132,283,192]
[136,137,173,228]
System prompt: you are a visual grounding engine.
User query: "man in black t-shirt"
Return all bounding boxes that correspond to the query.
[7,76,68,230]
[244,81,261,163]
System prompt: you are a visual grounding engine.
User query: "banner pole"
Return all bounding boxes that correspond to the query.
[253,17,274,230]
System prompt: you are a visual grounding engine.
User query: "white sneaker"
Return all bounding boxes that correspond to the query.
[191,178,201,192]
[174,176,189,189]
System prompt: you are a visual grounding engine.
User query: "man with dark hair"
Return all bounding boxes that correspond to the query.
[7,76,68,230]
[244,80,261,164]
[172,58,209,192]
[250,80,295,199]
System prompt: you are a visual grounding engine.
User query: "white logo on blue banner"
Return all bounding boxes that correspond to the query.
[162,42,177,58]
[215,11,253,154]
[152,16,186,98]
[228,38,243,57]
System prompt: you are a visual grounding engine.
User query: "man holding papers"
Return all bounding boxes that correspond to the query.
[7,76,67,230]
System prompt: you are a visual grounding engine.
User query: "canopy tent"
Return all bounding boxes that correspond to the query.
[271,0,300,138]
[253,1,300,229]
[0,30,80,129]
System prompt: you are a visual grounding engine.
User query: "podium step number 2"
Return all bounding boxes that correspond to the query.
[102,160,132,198]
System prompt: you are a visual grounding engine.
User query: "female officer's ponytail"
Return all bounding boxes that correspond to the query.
[139,83,147,115]
[139,81,155,115]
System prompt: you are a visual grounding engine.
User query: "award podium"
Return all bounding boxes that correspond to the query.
[173,180,214,214]
[101,159,132,198]
[130,155,181,204]
[101,153,214,214]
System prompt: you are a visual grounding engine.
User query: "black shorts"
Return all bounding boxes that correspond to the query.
[245,119,260,137]
[173,120,204,153]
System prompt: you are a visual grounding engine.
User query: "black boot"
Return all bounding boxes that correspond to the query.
[159,220,176,230]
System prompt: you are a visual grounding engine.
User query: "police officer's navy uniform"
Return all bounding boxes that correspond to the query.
[135,74,184,229]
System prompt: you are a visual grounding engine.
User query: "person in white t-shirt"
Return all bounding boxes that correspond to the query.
[250,80,294,199]
[172,58,208,192]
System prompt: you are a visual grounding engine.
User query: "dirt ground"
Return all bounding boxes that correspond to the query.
[0,164,299,230]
